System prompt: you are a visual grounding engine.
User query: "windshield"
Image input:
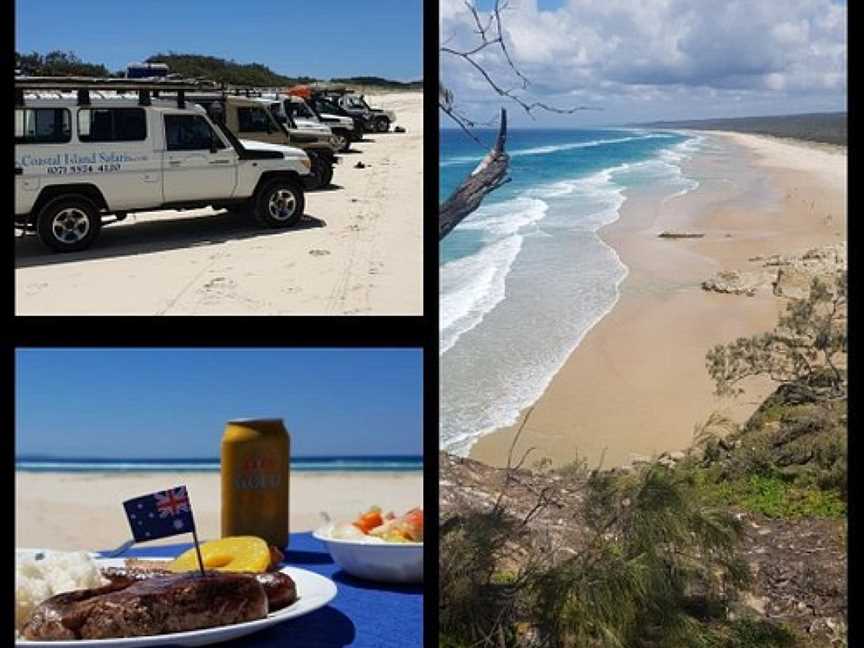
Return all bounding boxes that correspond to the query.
[282,100,314,123]
[209,117,245,154]
[315,98,343,115]
[296,102,316,120]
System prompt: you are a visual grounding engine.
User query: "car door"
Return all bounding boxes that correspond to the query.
[236,105,285,146]
[162,113,238,204]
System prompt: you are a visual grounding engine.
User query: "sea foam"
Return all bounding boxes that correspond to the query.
[440,130,702,455]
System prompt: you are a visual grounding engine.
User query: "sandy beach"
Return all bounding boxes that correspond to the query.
[14,92,423,316]
[15,471,423,551]
[471,132,846,469]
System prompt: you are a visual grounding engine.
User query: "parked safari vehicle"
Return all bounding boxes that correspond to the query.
[335,92,396,133]
[308,86,396,134]
[188,92,338,190]
[267,95,356,153]
[283,86,361,148]
[14,77,312,253]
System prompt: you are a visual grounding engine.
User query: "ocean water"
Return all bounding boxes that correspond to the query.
[15,455,423,472]
[440,127,702,455]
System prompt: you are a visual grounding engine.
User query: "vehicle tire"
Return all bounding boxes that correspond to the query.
[321,164,334,188]
[334,131,351,153]
[253,178,305,228]
[306,157,327,191]
[36,195,101,252]
[375,117,390,133]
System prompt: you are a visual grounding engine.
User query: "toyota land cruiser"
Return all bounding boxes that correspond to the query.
[15,77,312,252]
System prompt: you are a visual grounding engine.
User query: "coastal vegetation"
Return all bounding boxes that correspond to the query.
[637,113,847,147]
[14,50,419,90]
[15,50,110,77]
[440,273,847,647]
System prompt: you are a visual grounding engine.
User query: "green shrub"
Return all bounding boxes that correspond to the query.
[698,474,845,519]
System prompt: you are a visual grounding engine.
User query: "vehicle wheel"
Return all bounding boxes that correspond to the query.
[253,178,305,228]
[306,158,327,191]
[36,196,101,252]
[334,132,351,153]
[320,164,334,188]
[375,117,390,133]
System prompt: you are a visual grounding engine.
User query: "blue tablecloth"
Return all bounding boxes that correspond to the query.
[100,532,423,647]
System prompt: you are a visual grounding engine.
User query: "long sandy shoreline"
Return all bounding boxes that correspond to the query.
[470,131,846,469]
[16,471,423,550]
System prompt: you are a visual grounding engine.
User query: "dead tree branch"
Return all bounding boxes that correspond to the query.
[439,108,510,240]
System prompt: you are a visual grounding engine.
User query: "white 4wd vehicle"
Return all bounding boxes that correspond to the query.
[273,94,359,152]
[14,77,312,252]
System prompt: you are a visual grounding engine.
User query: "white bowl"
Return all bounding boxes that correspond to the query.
[312,527,423,584]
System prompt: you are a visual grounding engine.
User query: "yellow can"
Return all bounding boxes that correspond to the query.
[221,418,291,548]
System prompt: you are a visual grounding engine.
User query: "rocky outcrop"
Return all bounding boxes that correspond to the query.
[772,244,847,299]
[440,452,589,555]
[701,269,773,296]
[702,243,846,298]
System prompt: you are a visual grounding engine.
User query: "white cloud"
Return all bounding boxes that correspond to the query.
[441,0,847,124]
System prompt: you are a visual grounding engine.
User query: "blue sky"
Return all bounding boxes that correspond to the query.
[16,348,423,459]
[16,0,422,81]
[441,0,847,127]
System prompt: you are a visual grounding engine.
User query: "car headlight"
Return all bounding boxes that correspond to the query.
[301,157,312,170]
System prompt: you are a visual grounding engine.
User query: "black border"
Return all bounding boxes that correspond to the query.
[8,0,439,645]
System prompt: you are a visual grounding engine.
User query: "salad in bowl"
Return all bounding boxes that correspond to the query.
[315,507,423,583]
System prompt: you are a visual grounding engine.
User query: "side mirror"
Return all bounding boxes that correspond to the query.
[210,137,219,153]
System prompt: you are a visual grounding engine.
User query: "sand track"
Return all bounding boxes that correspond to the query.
[15,92,423,316]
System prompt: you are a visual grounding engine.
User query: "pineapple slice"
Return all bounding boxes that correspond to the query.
[168,536,271,573]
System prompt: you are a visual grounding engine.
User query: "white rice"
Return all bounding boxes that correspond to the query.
[15,551,108,636]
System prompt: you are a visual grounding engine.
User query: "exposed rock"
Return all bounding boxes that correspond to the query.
[702,243,846,299]
[701,269,770,296]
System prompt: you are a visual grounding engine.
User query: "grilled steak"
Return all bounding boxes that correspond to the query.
[102,566,298,611]
[22,572,267,640]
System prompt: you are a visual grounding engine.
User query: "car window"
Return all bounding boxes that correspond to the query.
[14,108,72,144]
[78,108,146,142]
[237,107,272,133]
[164,114,226,151]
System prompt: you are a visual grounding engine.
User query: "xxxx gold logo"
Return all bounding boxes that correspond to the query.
[234,454,282,490]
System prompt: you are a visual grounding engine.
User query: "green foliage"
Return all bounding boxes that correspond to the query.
[697,473,845,519]
[702,618,797,648]
[331,76,422,89]
[639,112,847,147]
[706,273,847,399]
[535,467,752,647]
[15,50,111,77]
[145,52,313,86]
[439,507,533,646]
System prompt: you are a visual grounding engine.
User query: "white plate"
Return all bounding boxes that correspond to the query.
[16,554,337,647]
[313,527,423,584]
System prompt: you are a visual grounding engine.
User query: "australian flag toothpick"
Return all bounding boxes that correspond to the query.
[123,485,206,575]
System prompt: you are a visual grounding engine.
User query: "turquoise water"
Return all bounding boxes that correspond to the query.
[15,456,423,472]
[440,127,703,454]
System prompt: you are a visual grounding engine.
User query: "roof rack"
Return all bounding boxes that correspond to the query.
[14,76,218,108]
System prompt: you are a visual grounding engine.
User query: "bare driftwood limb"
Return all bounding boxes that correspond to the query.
[439,0,598,135]
[439,109,511,240]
